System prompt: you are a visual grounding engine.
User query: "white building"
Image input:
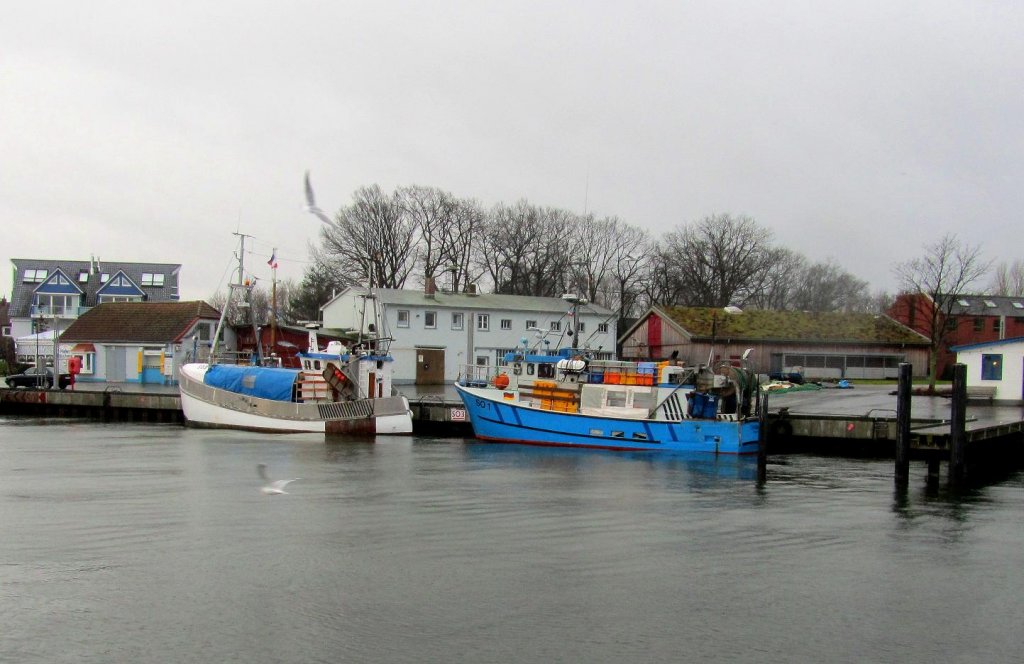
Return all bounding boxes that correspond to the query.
[321,284,617,384]
[952,336,1024,403]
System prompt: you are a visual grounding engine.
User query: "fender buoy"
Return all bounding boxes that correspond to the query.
[494,373,510,389]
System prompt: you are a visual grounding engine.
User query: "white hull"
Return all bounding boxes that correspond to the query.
[179,363,412,435]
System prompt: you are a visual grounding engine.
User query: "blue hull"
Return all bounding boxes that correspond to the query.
[455,384,760,454]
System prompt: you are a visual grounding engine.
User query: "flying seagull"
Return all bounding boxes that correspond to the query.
[258,463,301,496]
[304,170,336,227]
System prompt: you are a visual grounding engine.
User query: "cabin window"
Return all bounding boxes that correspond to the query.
[397,310,410,328]
[632,390,654,410]
[632,432,649,440]
[476,314,489,331]
[451,312,464,330]
[538,364,554,378]
[606,391,627,408]
[500,319,512,330]
[981,354,1002,381]
[525,320,537,329]
[527,364,535,375]
[598,323,608,333]
[424,311,437,329]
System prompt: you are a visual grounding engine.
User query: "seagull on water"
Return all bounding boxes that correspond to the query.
[304,171,337,228]
[258,463,301,496]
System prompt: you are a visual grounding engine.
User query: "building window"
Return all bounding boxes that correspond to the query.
[992,319,1002,333]
[526,320,537,329]
[946,318,958,331]
[23,269,48,283]
[141,273,165,287]
[100,273,110,283]
[577,322,585,332]
[451,312,464,330]
[550,321,561,331]
[500,319,512,330]
[476,355,488,366]
[476,314,489,331]
[1,325,11,337]
[598,322,608,333]
[198,323,211,341]
[78,270,89,282]
[424,311,437,329]
[397,310,410,328]
[981,354,1002,381]
[973,318,984,332]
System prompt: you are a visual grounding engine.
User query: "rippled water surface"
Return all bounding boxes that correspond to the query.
[2,418,1022,663]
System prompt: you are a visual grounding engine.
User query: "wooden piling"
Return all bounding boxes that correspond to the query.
[894,363,912,485]
[949,363,967,484]
[757,390,768,484]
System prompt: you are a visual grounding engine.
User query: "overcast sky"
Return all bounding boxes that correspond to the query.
[2,1,1021,303]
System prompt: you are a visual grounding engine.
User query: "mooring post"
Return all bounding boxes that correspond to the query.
[949,363,967,484]
[895,362,912,485]
[757,390,768,484]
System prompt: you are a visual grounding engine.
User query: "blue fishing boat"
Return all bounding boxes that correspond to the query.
[455,347,761,454]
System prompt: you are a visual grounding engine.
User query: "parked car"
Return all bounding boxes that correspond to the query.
[5,367,71,390]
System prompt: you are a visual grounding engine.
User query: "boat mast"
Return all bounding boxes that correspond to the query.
[210,232,254,363]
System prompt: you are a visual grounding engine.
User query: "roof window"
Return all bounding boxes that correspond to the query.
[23,269,48,283]
[984,300,997,308]
[78,270,89,282]
[957,299,970,306]
[1012,302,1023,309]
[141,273,165,287]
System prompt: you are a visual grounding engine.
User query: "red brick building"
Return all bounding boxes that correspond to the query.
[889,293,1024,378]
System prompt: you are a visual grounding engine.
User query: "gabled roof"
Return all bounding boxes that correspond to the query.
[322,287,615,316]
[35,268,86,295]
[636,306,930,345]
[59,301,221,344]
[8,258,181,318]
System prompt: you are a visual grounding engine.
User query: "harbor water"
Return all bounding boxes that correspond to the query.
[1,418,1022,662]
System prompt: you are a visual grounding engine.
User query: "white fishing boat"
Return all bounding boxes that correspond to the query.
[178,233,412,435]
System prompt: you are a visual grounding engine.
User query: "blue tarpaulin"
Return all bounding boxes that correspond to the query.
[203,365,301,402]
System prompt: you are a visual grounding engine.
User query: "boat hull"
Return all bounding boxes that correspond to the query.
[179,363,412,434]
[455,383,759,454]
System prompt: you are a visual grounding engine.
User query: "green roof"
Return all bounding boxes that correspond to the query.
[659,307,930,345]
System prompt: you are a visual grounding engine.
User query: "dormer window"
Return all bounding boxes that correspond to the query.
[141,273,165,286]
[23,269,48,283]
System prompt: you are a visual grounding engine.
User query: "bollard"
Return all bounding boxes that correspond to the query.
[894,363,912,485]
[949,363,967,484]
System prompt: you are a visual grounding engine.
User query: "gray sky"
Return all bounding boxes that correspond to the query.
[3,1,1021,302]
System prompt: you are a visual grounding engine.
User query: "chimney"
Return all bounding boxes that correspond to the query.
[424,276,436,299]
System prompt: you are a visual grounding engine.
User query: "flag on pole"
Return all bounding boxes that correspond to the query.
[267,251,278,269]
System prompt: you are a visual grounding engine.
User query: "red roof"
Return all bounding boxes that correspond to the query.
[59,301,221,344]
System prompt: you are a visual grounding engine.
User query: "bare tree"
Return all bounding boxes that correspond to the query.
[893,233,991,389]
[661,214,776,307]
[988,259,1024,296]
[789,259,874,312]
[320,185,418,288]
[477,201,577,296]
[747,247,806,310]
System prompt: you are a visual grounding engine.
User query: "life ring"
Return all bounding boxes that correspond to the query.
[769,419,793,440]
